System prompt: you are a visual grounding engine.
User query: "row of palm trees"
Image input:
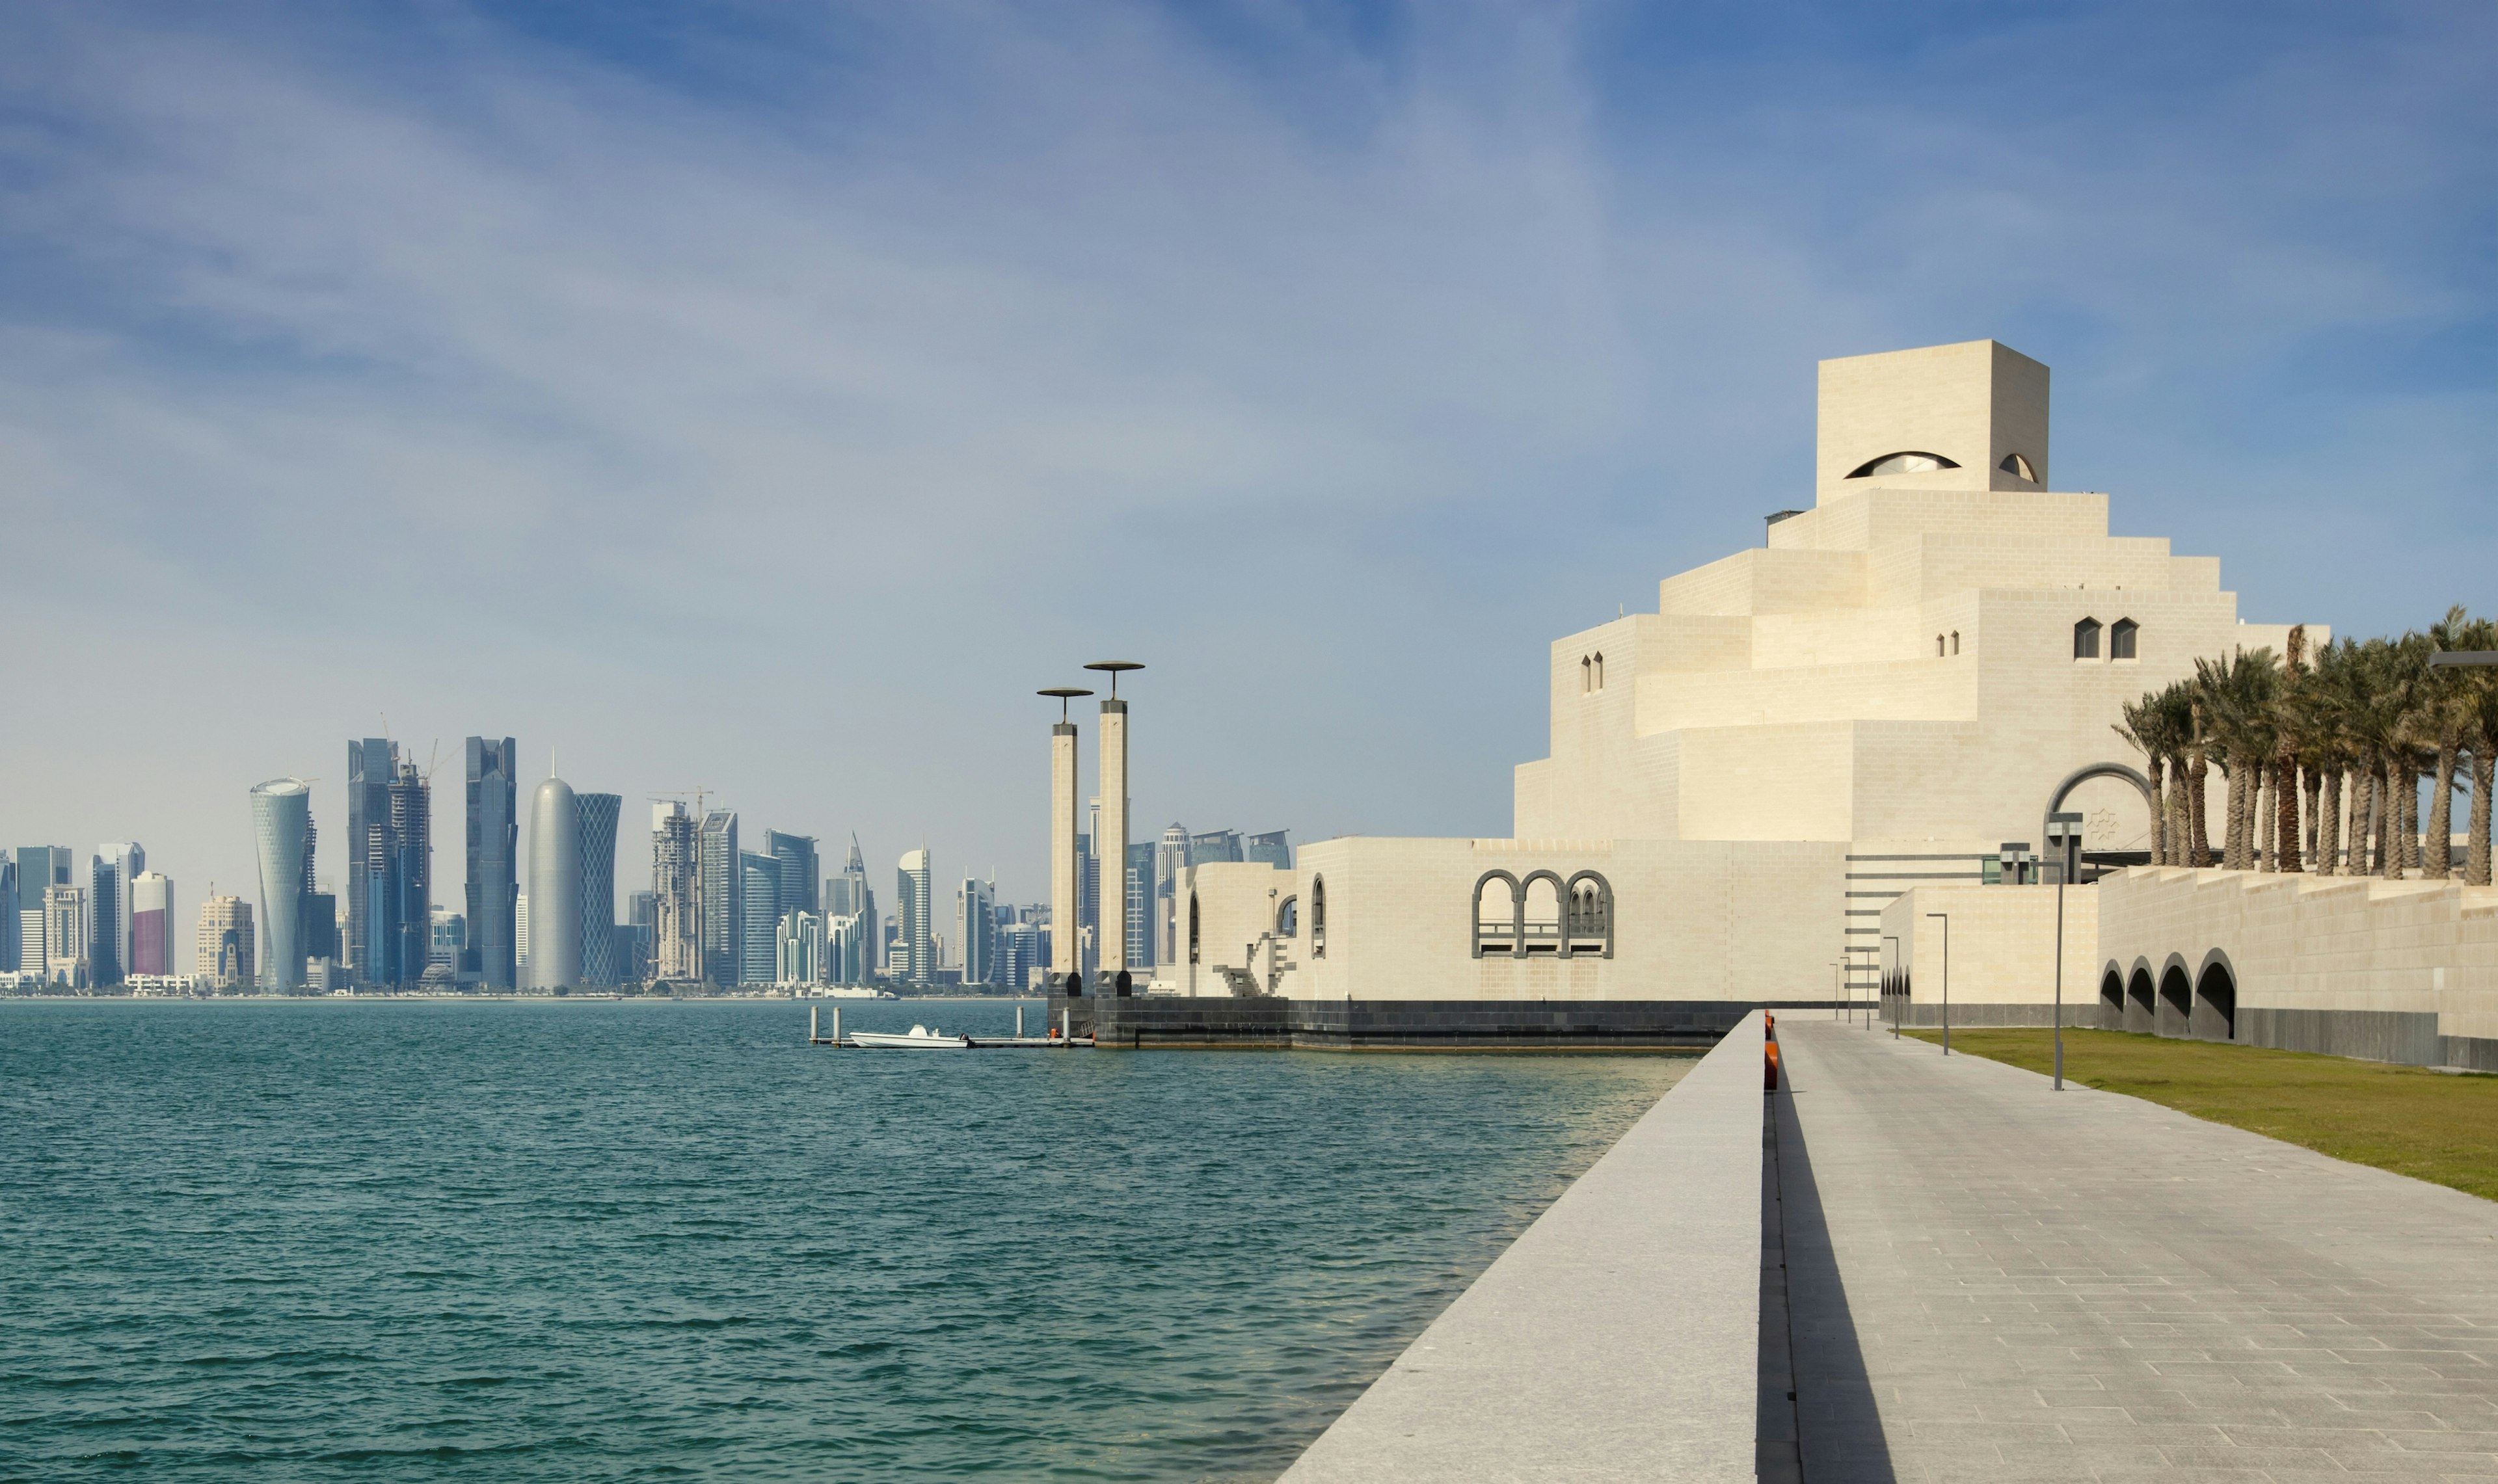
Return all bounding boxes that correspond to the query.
[2114,607,2497,887]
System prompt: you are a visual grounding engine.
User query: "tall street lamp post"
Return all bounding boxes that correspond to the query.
[1926,912,1950,1054]
[2048,811,2084,1092]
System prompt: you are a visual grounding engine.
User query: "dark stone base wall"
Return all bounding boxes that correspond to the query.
[1049,995,1855,1050]
[1876,996,2498,1072]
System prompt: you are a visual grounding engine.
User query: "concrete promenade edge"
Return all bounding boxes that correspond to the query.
[1279,1011,1766,1483]
[1779,1020,2498,1483]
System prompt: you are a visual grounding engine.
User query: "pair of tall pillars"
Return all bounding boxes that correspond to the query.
[1045,664,1140,996]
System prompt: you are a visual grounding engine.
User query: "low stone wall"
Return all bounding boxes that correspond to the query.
[1279,1011,1766,1482]
[1883,998,2115,1030]
[1060,994,1847,1049]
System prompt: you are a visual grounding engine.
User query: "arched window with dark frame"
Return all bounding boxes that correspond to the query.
[1518,872,1564,955]
[1310,877,1326,957]
[1950,631,1960,656]
[1592,653,1604,691]
[1277,895,1298,938]
[2073,617,2102,660]
[1935,633,1946,657]
[1471,871,1519,959]
[1563,871,1614,959]
[1188,893,1200,964]
[1579,656,1591,693]
[2110,617,2138,660]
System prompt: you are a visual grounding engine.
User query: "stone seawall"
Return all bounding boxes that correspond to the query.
[1051,994,1850,1048]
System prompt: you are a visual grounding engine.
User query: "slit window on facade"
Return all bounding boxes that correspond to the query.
[1950,631,1961,655]
[2073,618,2102,660]
[1592,654,1604,691]
[1846,451,1961,479]
[2110,618,2137,660]
[1188,894,1200,964]
[1580,656,1591,693]
[1935,633,1946,657]
[1310,877,1326,957]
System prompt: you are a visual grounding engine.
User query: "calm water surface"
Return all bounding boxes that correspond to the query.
[0,1000,1688,1481]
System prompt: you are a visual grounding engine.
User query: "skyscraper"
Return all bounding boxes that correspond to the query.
[1125,843,1154,972]
[0,858,15,974]
[1189,829,1244,866]
[956,876,995,987]
[740,850,779,985]
[464,737,519,990]
[827,912,866,985]
[1245,830,1293,869]
[576,793,621,986]
[526,775,582,990]
[348,739,431,987]
[628,889,659,982]
[14,846,71,974]
[651,804,700,982]
[766,831,818,921]
[91,843,142,987]
[699,810,740,987]
[44,883,88,986]
[777,910,824,985]
[896,849,933,983]
[196,894,252,990]
[827,835,878,976]
[129,871,172,976]
[1155,823,1189,964]
[250,778,313,992]
[998,920,1044,996]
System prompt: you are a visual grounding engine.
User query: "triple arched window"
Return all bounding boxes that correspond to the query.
[1471,869,1613,959]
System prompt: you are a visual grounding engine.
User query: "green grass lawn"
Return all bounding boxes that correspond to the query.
[1903,1027,2498,1202]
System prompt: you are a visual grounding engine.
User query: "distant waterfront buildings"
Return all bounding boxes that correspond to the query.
[827,911,867,985]
[776,910,824,985]
[129,871,172,977]
[628,889,658,981]
[92,843,142,987]
[999,919,1044,994]
[14,846,71,974]
[827,836,878,976]
[766,831,818,920]
[1125,843,1153,971]
[249,778,313,992]
[650,804,700,981]
[43,883,88,987]
[576,793,621,986]
[956,876,995,987]
[526,775,582,990]
[1245,830,1292,869]
[699,810,740,987]
[740,850,779,985]
[196,894,252,990]
[896,849,933,983]
[347,739,431,987]
[465,737,519,990]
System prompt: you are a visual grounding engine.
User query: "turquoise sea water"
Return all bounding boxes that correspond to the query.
[1,999,1687,1482]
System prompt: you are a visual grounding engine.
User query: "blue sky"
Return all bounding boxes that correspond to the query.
[0,0,2488,934]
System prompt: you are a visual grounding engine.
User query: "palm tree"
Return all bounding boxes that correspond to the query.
[2194,648,2279,871]
[2421,607,2479,881]
[2273,626,2309,871]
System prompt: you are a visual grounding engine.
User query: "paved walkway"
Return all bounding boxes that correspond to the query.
[1778,1020,2498,1483]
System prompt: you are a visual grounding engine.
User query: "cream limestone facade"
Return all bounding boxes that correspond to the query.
[1183,339,2309,1005]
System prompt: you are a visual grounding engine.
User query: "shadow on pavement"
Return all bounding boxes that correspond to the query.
[1771,1077,1896,1483]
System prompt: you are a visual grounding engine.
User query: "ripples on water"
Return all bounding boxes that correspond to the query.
[0,999,1689,1481]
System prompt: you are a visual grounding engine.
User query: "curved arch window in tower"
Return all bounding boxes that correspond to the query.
[1935,633,1946,657]
[2073,617,2102,660]
[2110,617,2138,661]
[1846,451,1960,479]
[1187,893,1200,965]
[1579,656,1591,694]
[1998,451,2038,483]
[1276,895,1298,938]
[1471,871,1519,959]
[1563,871,1615,959]
[1950,631,1961,656]
[1592,653,1605,691]
[1518,871,1565,956]
[1309,877,1326,958]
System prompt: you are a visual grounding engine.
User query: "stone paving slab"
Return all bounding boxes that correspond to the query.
[1779,1020,2498,1483]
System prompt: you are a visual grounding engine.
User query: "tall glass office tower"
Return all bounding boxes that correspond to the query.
[575,793,621,986]
[1244,830,1293,869]
[129,871,172,976]
[250,778,312,992]
[465,737,518,990]
[698,811,740,987]
[765,831,818,921]
[956,876,995,986]
[348,740,431,986]
[896,849,933,983]
[739,851,779,985]
[90,843,142,987]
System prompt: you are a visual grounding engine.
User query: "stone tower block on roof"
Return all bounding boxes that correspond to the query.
[1816,339,2050,503]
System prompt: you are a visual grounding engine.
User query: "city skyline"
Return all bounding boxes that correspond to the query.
[0,5,2484,934]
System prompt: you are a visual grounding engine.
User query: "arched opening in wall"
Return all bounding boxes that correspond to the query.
[1518,873,1563,955]
[2195,961,2237,1042]
[2127,967,2155,1033]
[1999,451,2037,483]
[1187,894,1200,965]
[1277,895,1298,938]
[2100,969,2123,1019]
[1950,631,1961,656]
[2158,963,2192,1036]
[2111,618,2138,661]
[1847,451,1960,479]
[1592,654,1604,691]
[1310,877,1326,958]
[2074,618,2102,660]
[1579,656,1591,694]
[1563,871,1615,959]
[1935,633,1946,657]
[1471,873,1518,959]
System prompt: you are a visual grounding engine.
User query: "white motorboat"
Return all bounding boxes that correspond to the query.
[847,1024,973,1050]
